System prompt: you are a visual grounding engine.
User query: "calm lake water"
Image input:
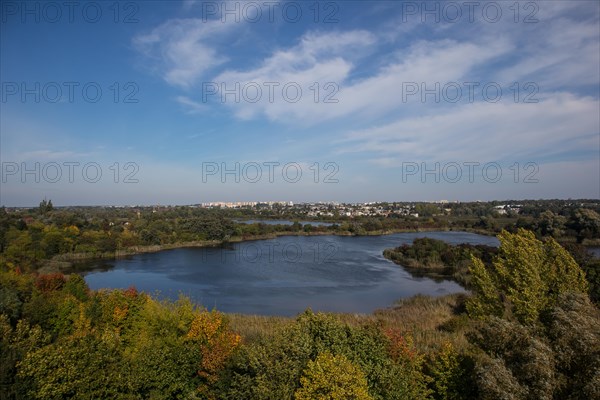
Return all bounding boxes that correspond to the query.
[81,231,499,316]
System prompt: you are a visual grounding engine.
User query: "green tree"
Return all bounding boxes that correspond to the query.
[568,208,600,243]
[62,274,89,302]
[465,257,503,319]
[415,204,440,218]
[467,229,588,324]
[0,316,51,399]
[536,211,566,238]
[17,335,129,399]
[545,293,600,399]
[0,286,22,322]
[38,199,53,215]
[469,317,556,400]
[0,270,35,322]
[4,229,43,269]
[425,342,475,400]
[294,352,373,400]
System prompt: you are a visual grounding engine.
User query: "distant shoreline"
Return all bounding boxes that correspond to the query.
[45,227,468,271]
[44,227,599,273]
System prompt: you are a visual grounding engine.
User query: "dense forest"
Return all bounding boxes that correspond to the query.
[1,201,600,399]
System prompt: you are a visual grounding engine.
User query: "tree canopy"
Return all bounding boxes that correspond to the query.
[467,229,588,324]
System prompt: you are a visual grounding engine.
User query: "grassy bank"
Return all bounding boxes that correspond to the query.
[227,293,471,354]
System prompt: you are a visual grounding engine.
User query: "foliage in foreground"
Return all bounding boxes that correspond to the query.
[294,351,373,400]
[467,229,589,324]
[218,310,431,400]
[466,229,599,400]
[0,270,240,399]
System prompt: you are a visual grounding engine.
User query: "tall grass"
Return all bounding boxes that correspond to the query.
[227,313,292,342]
[227,293,473,354]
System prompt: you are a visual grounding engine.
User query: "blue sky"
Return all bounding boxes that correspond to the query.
[1,0,599,206]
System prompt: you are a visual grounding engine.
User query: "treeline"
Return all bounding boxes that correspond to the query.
[1,229,598,399]
[512,208,600,243]
[0,206,335,271]
[0,268,449,399]
[0,205,438,271]
[1,200,599,273]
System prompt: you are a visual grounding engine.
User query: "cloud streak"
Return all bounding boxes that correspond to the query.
[339,92,599,163]
[133,17,238,89]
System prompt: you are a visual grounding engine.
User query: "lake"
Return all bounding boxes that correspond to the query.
[81,231,499,315]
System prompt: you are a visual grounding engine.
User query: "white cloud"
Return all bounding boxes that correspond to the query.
[207,30,375,121]
[326,38,512,119]
[176,95,206,114]
[133,17,237,89]
[496,17,600,89]
[339,92,599,163]
[209,34,511,124]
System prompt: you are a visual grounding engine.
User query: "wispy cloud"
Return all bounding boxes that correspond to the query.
[209,35,510,124]
[339,92,599,163]
[176,95,206,114]
[133,17,238,89]
[496,17,600,90]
